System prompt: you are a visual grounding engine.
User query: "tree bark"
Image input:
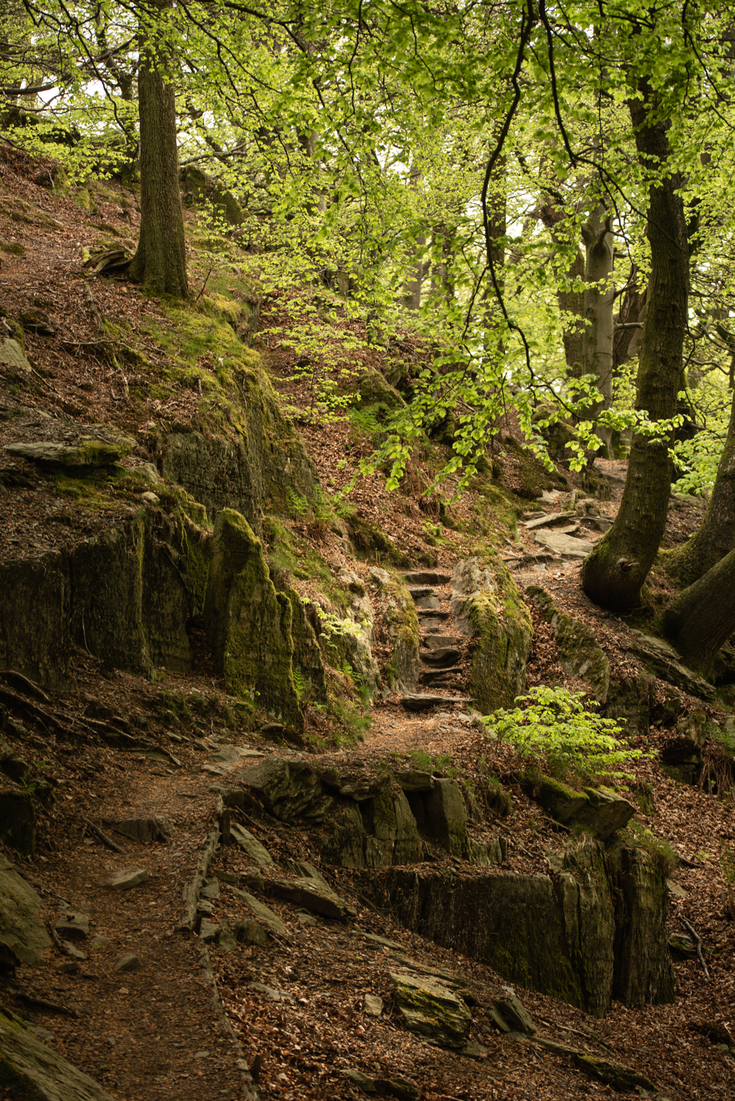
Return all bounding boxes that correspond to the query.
[581,206,614,458]
[581,87,689,612]
[661,545,735,675]
[128,2,189,298]
[666,385,735,586]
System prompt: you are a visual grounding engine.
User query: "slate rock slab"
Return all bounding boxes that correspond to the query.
[533,530,596,558]
[0,855,51,965]
[0,338,31,376]
[103,868,149,890]
[269,870,356,921]
[389,972,472,1050]
[229,823,273,867]
[628,631,716,701]
[227,885,287,935]
[0,1010,116,1100]
[54,912,89,941]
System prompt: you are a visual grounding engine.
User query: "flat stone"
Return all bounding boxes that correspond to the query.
[227,885,287,934]
[413,594,440,610]
[56,961,80,975]
[422,634,461,650]
[54,912,89,941]
[201,879,221,899]
[5,435,136,468]
[393,770,435,792]
[405,570,452,585]
[420,668,463,684]
[524,511,577,530]
[269,867,356,920]
[249,982,295,1003]
[628,631,716,701]
[364,993,384,1017]
[533,530,596,558]
[420,647,461,666]
[494,994,536,1035]
[61,940,87,960]
[141,491,160,505]
[229,823,274,866]
[104,868,149,891]
[199,919,220,942]
[401,694,471,711]
[114,953,140,972]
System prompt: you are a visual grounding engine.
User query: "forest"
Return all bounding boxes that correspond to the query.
[4,0,735,665]
[3,3,735,1101]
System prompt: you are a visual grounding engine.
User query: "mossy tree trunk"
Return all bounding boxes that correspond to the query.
[581,85,689,612]
[666,384,735,587]
[128,0,189,299]
[661,545,735,675]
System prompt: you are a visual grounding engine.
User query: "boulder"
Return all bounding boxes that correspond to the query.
[451,557,532,712]
[269,867,356,920]
[334,569,380,695]
[0,337,31,376]
[229,823,274,866]
[0,1010,117,1100]
[389,972,472,1050]
[525,775,635,840]
[240,756,330,822]
[5,435,136,468]
[361,839,672,1017]
[628,631,716,701]
[382,578,420,692]
[204,510,302,729]
[406,778,468,858]
[0,855,51,966]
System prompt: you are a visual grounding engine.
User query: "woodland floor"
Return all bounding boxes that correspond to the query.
[1,145,734,1101]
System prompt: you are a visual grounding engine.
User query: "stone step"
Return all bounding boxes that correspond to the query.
[422,634,462,649]
[401,693,473,712]
[406,585,436,599]
[417,607,450,620]
[405,570,453,586]
[420,647,462,667]
[420,668,464,685]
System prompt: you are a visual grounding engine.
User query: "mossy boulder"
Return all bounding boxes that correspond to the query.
[0,508,207,686]
[0,855,51,966]
[204,509,302,729]
[527,585,610,704]
[523,774,635,840]
[389,972,472,1050]
[283,587,328,704]
[239,756,329,821]
[406,778,469,858]
[181,164,244,225]
[0,1010,116,1100]
[160,366,317,529]
[451,557,532,712]
[360,781,422,866]
[607,844,675,1007]
[380,576,420,692]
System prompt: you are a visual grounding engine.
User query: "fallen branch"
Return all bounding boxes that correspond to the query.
[681,915,710,979]
[83,817,126,854]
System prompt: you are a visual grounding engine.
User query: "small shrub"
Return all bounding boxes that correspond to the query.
[482,685,642,783]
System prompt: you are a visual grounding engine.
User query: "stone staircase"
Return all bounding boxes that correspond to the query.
[400,570,473,712]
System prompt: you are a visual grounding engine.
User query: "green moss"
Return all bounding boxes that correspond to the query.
[464,561,532,712]
[345,512,411,567]
[528,586,610,703]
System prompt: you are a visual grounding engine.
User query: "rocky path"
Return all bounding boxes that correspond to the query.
[401,570,474,713]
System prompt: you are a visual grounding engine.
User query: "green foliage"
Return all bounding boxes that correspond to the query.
[483,686,642,782]
[406,748,454,775]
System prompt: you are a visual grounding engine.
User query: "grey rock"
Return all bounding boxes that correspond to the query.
[226,885,287,934]
[0,786,36,856]
[104,868,149,890]
[201,879,221,900]
[114,953,140,972]
[405,571,452,585]
[57,961,81,975]
[5,435,136,468]
[369,567,391,586]
[524,511,576,530]
[401,693,472,711]
[389,971,472,1050]
[199,919,220,942]
[494,994,536,1035]
[269,872,356,920]
[60,941,87,960]
[0,337,31,375]
[532,530,596,557]
[0,855,52,965]
[297,911,318,926]
[249,982,295,1003]
[393,770,434,792]
[236,919,269,946]
[54,912,89,941]
[526,776,635,840]
[229,823,274,866]
[241,756,331,823]
[141,491,160,505]
[422,634,461,650]
[363,993,384,1017]
[408,777,468,857]
[628,631,716,701]
[420,647,461,666]
[0,1009,117,1099]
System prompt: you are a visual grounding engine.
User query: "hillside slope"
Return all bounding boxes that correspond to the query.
[1,145,734,1101]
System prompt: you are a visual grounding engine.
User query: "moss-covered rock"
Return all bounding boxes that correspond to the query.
[0,1010,116,1100]
[389,972,472,1050]
[0,854,51,965]
[282,587,328,704]
[160,365,317,530]
[527,585,610,704]
[361,781,422,866]
[451,557,532,712]
[380,576,420,692]
[407,778,469,858]
[523,774,635,840]
[608,844,675,1007]
[204,509,302,729]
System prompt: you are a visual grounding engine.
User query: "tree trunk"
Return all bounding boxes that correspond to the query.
[581,88,689,612]
[666,385,735,586]
[581,206,614,458]
[661,545,735,675]
[539,200,585,376]
[128,3,188,298]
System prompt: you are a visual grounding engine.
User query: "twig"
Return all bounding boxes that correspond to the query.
[194,262,215,303]
[681,915,710,979]
[83,817,126,854]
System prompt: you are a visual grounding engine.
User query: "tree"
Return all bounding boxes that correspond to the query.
[128,0,188,297]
